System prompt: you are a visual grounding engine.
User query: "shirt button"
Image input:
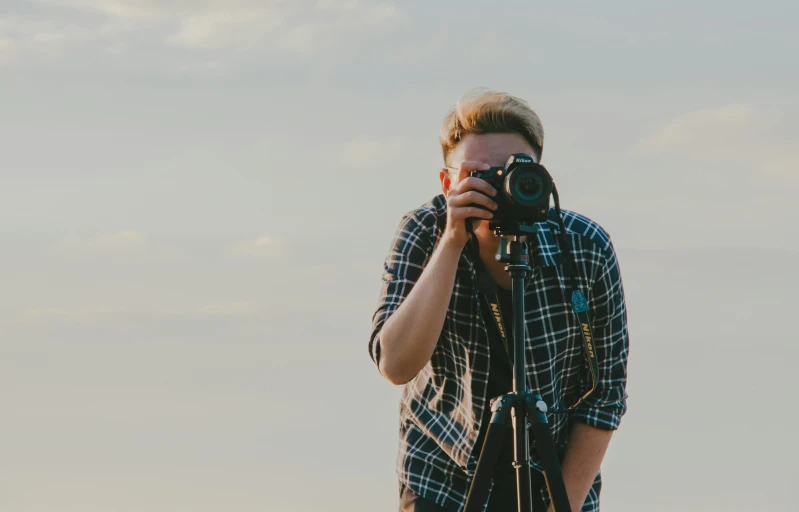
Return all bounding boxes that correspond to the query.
[472,423,480,432]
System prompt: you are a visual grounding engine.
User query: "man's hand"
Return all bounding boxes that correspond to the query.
[442,161,498,248]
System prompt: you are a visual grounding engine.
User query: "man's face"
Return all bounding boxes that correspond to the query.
[439,132,538,240]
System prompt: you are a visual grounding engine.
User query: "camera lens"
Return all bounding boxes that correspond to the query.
[498,156,553,224]
[517,176,543,200]
[512,172,545,202]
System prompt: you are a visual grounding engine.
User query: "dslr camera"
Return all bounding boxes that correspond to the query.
[469,153,553,227]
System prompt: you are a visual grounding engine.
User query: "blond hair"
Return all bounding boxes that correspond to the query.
[439,87,544,164]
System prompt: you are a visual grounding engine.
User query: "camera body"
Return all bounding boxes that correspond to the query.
[468,153,553,226]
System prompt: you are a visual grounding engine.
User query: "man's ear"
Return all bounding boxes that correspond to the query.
[439,169,451,197]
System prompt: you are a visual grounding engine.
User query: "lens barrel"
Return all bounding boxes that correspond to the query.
[501,155,552,222]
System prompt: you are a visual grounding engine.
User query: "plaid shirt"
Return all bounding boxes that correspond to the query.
[368,194,629,512]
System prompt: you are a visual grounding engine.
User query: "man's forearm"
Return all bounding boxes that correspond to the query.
[548,423,613,512]
[378,238,463,385]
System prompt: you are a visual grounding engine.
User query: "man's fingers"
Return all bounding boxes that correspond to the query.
[449,190,497,210]
[456,176,498,198]
[458,207,494,220]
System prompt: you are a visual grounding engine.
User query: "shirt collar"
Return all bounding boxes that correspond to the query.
[461,212,565,270]
[533,214,566,267]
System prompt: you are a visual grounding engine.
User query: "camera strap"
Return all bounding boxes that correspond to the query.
[568,289,599,410]
[475,263,514,371]
[553,183,600,411]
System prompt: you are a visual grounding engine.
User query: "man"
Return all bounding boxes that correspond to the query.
[368,88,629,512]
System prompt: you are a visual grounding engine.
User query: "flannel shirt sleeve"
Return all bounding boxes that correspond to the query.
[368,211,436,371]
[570,239,629,430]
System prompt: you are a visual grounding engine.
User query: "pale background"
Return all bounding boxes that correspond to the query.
[1,1,798,511]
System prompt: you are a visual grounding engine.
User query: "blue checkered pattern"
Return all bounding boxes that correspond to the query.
[369,194,629,512]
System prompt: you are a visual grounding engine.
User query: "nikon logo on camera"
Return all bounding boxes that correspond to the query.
[581,323,595,358]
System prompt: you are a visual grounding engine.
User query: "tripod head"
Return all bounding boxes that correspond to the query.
[487,219,539,239]
[487,220,541,284]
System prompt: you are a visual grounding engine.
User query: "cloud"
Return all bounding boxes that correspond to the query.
[191,300,260,317]
[24,0,406,54]
[11,306,128,325]
[167,1,405,53]
[631,104,798,179]
[631,104,763,161]
[33,0,165,20]
[7,300,261,326]
[0,37,15,51]
[334,136,406,169]
[763,154,799,179]
[0,15,99,60]
[87,230,147,249]
[0,36,16,64]
[58,230,148,253]
[229,235,286,258]
[165,5,288,51]
[56,231,187,262]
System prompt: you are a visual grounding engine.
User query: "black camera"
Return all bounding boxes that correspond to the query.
[468,153,553,226]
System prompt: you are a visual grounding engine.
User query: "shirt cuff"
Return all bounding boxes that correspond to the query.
[570,401,626,431]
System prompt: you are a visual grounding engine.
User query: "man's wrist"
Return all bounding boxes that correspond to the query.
[437,232,468,256]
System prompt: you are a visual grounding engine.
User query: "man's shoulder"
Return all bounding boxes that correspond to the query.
[398,194,447,234]
[549,208,613,254]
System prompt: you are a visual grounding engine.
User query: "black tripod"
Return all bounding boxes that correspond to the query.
[464,223,571,512]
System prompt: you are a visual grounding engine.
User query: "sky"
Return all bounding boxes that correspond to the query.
[1,1,798,510]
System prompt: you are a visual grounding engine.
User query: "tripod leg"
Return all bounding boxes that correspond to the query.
[525,394,570,512]
[464,395,513,512]
[512,398,534,512]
